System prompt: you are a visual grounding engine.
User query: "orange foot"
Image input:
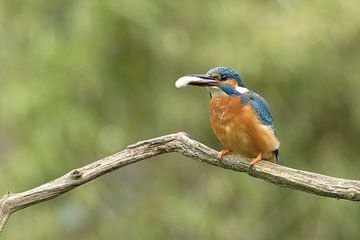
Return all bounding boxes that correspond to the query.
[250,152,262,166]
[217,149,233,159]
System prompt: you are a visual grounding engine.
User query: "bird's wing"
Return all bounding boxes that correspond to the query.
[241,91,279,163]
[240,91,276,134]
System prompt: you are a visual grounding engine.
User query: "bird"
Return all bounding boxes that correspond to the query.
[175,66,280,166]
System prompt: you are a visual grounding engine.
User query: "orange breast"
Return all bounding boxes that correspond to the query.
[209,95,279,160]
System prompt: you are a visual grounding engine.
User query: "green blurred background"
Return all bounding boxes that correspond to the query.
[1,0,360,239]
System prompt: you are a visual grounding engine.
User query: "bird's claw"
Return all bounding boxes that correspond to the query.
[250,153,262,166]
[217,149,232,159]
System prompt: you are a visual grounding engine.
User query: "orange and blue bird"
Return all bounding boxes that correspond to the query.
[175,67,280,166]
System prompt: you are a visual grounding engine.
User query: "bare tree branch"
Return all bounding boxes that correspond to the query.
[1,132,360,232]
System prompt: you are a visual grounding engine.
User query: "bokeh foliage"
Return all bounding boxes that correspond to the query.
[1,0,360,239]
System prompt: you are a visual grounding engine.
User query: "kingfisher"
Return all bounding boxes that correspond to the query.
[175,67,280,166]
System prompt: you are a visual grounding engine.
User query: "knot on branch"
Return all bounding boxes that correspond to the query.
[70,169,83,180]
[344,189,360,201]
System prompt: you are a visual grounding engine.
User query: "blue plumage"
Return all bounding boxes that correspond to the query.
[240,91,279,163]
[207,67,245,87]
[215,83,276,134]
[240,91,276,134]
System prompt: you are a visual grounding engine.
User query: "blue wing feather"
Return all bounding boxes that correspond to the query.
[240,91,276,134]
[240,91,279,163]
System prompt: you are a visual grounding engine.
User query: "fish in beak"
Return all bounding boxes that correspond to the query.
[175,74,220,88]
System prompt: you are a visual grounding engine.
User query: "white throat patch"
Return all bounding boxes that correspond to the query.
[207,86,250,96]
[206,87,226,96]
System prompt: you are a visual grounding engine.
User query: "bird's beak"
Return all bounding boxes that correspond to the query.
[175,74,219,88]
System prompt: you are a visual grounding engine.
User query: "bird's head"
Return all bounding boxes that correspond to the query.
[175,67,248,96]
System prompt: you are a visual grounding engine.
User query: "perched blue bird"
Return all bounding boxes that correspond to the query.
[176,67,279,165]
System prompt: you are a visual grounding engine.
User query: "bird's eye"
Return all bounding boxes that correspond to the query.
[220,74,227,80]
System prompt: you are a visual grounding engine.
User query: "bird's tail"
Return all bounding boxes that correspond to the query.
[274,149,279,164]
